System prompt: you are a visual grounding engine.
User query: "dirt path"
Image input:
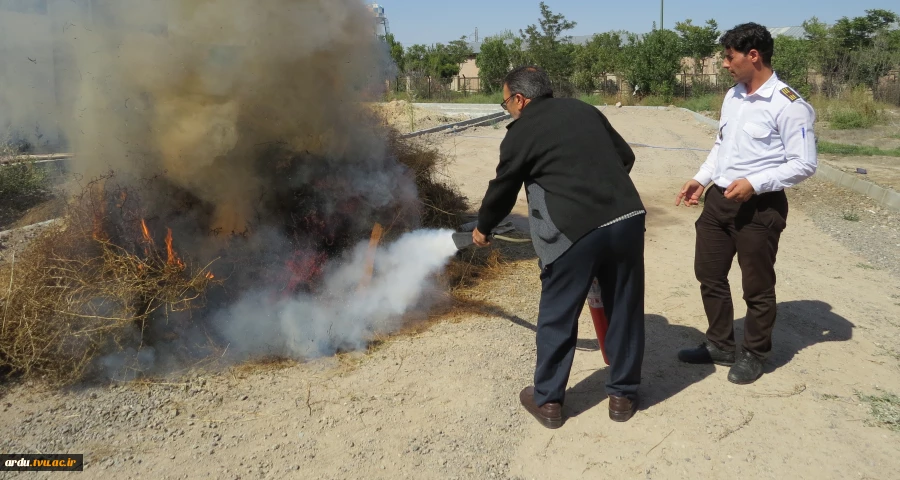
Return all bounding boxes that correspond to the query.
[2,108,899,480]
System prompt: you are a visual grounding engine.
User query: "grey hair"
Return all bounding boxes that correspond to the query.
[503,66,553,99]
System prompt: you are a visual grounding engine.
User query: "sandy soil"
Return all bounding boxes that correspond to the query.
[2,108,899,480]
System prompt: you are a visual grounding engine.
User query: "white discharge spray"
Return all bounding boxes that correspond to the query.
[215,229,458,359]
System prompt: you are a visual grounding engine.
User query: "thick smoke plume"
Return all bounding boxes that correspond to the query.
[66,0,401,231]
[1,0,464,379]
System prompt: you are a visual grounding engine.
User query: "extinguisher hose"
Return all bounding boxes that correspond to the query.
[491,234,532,244]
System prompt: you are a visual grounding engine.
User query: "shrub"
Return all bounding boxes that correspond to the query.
[0,142,49,200]
[810,86,886,130]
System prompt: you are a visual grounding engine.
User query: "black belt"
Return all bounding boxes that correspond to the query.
[711,184,784,198]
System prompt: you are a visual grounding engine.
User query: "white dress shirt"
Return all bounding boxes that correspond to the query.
[693,73,818,193]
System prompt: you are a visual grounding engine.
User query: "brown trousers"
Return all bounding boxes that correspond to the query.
[694,186,788,358]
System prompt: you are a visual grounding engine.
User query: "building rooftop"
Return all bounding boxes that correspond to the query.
[767,26,806,39]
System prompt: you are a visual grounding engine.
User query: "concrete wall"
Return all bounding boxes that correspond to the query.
[458,57,478,77]
[449,57,479,92]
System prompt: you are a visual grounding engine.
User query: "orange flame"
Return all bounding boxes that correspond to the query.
[165,228,184,268]
[140,219,154,245]
[205,272,215,279]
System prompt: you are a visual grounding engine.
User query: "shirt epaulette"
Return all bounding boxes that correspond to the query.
[779,86,800,102]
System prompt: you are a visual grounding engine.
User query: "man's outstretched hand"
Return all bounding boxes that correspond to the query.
[472,227,491,247]
[676,179,705,206]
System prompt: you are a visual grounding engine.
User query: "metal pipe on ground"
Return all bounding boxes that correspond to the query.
[0,153,75,165]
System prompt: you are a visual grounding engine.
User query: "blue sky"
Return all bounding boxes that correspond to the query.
[373,1,899,46]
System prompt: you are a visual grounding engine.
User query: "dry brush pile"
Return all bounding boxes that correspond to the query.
[0,176,216,383]
[0,132,475,385]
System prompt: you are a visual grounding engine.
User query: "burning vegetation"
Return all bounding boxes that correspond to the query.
[0,131,471,384]
[0,0,476,384]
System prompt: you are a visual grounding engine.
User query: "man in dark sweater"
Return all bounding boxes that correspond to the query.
[472,66,646,428]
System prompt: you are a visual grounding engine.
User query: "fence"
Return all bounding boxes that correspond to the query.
[451,76,482,94]
[389,71,900,105]
[387,75,457,101]
[805,72,900,106]
[674,72,734,97]
[391,72,730,100]
[875,72,900,105]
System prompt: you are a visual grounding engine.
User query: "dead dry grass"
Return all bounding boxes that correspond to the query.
[0,178,217,384]
[10,197,65,229]
[390,132,469,230]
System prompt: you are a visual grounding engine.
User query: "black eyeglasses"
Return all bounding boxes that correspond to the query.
[500,93,517,110]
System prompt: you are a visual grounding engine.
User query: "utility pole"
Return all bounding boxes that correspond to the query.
[660,0,664,30]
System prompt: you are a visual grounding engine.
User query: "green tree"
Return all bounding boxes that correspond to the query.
[586,32,625,75]
[384,33,405,72]
[447,36,474,67]
[831,9,898,50]
[476,32,515,93]
[403,44,430,75]
[427,37,472,80]
[507,37,531,68]
[803,16,847,93]
[402,39,471,80]
[772,36,811,96]
[838,10,900,89]
[427,45,457,79]
[571,32,625,92]
[853,29,900,90]
[621,29,683,99]
[570,44,596,92]
[519,2,577,79]
[675,19,720,74]
[804,10,900,92]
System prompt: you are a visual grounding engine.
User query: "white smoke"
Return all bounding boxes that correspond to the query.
[214,229,459,359]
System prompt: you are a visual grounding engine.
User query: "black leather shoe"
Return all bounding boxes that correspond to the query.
[678,343,735,366]
[727,351,764,385]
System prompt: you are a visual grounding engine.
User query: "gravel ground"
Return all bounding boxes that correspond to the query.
[787,174,900,279]
[1,109,899,480]
[0,264,541,479]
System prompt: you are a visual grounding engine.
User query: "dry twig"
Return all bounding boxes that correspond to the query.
[718,411,755,440]
[647,429,675,455]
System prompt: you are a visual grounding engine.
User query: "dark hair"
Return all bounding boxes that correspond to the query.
[503,66,553,99]
[720,23,774,66]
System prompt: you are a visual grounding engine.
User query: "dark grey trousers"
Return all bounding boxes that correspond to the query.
[533,214,645,406]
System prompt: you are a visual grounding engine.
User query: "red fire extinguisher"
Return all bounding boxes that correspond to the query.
[586,277,610,365]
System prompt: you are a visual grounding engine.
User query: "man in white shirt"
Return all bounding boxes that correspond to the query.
[675,22,817,384]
